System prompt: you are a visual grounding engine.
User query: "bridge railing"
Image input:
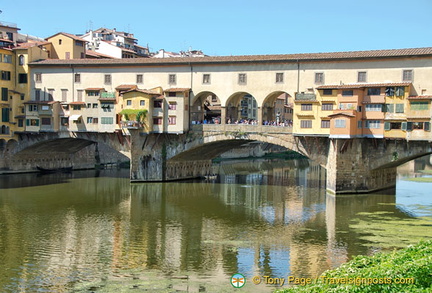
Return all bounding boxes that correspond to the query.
[191,124,293,134]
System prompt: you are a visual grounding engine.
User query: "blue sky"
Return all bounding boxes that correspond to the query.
[1,0,431,56]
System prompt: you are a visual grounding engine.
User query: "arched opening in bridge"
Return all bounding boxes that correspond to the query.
[262,92,293,125]
[226,92,258,124]
[191,91,221,124]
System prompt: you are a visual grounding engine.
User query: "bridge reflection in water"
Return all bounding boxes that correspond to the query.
[0,158,428,292]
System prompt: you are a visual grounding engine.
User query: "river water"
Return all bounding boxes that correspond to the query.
[0,157,431,292]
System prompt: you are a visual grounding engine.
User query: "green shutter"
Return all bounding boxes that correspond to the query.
[395,104,404,113]
[425,122,431,131]
[26,119,30,126]
[384,122,391,130]
[35,119,39,126]
[385,104,394,113]
[401,122,407,130]
[407,122,413,131]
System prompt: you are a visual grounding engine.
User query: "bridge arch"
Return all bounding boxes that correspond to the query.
[191,91,221,123]
[225,91,258,124]
[262,91,293,125]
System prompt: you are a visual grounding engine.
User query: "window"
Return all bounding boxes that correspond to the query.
[126,100,132,106]
[385,87,395,96]
[73,105,81,110]
[365,104,382,111]
[357,106,362,112]
[87,117,93,123]
[35,89,41,101]
[365,120,381,129]
[41,117,51,125]
[358,121,363,129]
[367,88,381,96]
[93,118,99,124]
[169,102,177,110]
[48,89,54,101]
[1,71,11,80]
[140,100,145,106]
[315,72,324,84]
[1,108,9,122]
[87,103,91,108]
[323,89,333,95]
[168,74,176,85]
[93,103,98,108]
[65,52,70,59]
[35,73,42,83]
[26,119,39,126]
[61,89,68,102]
[18,119,23,127]
[301,104,313,111]
[342,90,353,96]
[3,55,12,63]
[321,103,333,111]
[101,117,114,124]
[59,39,62,45]
[136,74,143,84]
[402,70,413,81]
[18,55,25,65]
[385,104,394,113]
[395,87,405,97]
[395,104,404,113]
[104,74,111,85]
[276,73,284,83]
[384,122,402,130]
[154,100,162,108]
[168,116,176,125]
[75,40,83,47]
[28,105,37,111]
[1,87,7,101]
[238,73,247,85]
[335,119,346,128]
[153,117,162,125]
[168,92,176,97]
[321,120,330,128]
[300,120,312,128]
[87,91,100,97]
[75,73,81,83]
[77,90,83,102]
[20,94,25,101]
[18,74,27,83]
[410,101,429,111]
[203,74,211,84]
[339,103,354,110]
[358,71,367,83]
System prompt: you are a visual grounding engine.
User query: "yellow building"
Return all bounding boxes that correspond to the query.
[121,88,162,133]
[45,32,86,59]
[0,45,15,140]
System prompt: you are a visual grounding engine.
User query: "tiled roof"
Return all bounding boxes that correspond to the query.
[124,88,161,95]
[85,88,105,91]
[115,84,138,90]
[328,112,355,117]
[69,101,86,105]
[29,47,432,67]
[46,32,87,42]
[164,88,191,92]
[15,41,50,49]
[408,95,432,100]
[23,100,58,104]
[85,50,114,59]
[317,82,412,89]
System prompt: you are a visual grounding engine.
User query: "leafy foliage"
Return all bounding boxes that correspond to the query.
[276,240,432,293]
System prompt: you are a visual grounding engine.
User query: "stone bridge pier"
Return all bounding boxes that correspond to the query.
[326,138,432,194]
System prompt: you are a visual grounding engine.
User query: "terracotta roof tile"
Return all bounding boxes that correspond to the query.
[115,84,137,90]
[124,89,161,95]
[69,101,86,105]
[46,32,87,43]
[28,47,432,67]
[408,95,432,100]
[85,88,105,91]
[164,88,191,92]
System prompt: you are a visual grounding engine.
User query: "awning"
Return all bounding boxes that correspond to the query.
[70,114,82,121]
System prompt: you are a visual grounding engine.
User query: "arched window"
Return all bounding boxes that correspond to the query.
[59,39,62,45]
[18,55,25,65]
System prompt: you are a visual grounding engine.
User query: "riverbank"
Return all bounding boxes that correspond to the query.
[275,240,432,292]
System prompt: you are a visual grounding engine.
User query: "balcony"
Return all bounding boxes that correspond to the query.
[295,93,316,101]
[120,121,143,129]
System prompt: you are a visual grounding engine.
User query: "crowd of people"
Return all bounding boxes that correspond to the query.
[191,117,293,127]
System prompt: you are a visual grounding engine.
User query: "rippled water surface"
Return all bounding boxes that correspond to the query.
[0,158,431,292]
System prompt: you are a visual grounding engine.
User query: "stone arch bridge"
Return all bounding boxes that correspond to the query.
[1,126,431,194]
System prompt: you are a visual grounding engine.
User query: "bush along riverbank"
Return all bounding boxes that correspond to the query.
[275,240,432,293]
